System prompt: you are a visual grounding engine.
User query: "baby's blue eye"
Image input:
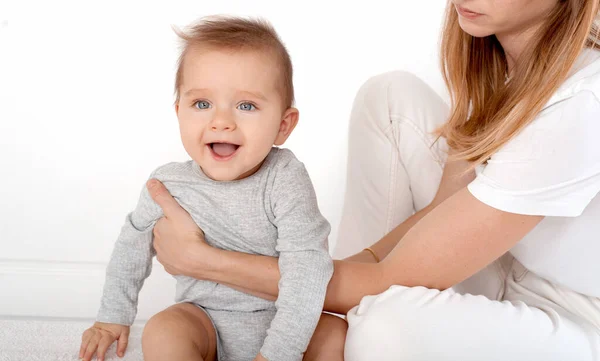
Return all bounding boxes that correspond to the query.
[238,102,256,111]
[194,101,211,109]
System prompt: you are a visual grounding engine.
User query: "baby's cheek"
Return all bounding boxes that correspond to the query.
[179,135,203,160]
[179,126,201,144]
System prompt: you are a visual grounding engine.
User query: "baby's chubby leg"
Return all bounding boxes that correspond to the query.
[303,313,347,361]
[142,303,217,361]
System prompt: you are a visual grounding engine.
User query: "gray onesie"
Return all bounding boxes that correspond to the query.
[96,147,334,361]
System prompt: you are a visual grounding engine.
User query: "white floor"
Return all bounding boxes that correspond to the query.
[0,318,145,361]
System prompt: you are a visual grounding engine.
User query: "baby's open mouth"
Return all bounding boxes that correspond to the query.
[209,142,240,158]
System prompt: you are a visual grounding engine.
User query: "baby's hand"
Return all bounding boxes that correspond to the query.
[79,322,130,361]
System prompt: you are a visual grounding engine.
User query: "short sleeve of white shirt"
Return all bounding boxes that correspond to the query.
[467,91,600,217]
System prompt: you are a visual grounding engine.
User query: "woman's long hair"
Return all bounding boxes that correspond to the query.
[439,0,600,168]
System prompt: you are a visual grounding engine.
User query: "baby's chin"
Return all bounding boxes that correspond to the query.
[197,163,256,182]
[200,167,243,181]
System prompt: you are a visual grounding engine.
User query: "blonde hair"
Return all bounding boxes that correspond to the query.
[173,16,294,108]
[438,0,600,168]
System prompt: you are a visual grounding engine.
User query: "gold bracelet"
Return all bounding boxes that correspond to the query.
[363,247,380,263]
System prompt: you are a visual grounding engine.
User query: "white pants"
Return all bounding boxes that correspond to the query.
[336,71,600,361]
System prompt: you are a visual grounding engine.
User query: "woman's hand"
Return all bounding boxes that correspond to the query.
[253,353,269,361]
[146,179,281,301]
[146,179,213,278]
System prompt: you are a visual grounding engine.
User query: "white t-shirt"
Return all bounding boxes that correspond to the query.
[468,48,600,298]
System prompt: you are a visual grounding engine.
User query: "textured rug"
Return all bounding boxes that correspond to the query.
[0,318,145,361]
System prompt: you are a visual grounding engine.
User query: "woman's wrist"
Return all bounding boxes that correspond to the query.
[181,241,222,280]
[193,247,281,299]
[344,249,379,263]
[363,247,380,262]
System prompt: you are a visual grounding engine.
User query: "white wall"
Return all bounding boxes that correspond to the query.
[0,0,448,320]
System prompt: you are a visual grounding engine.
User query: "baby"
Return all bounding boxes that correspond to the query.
[79,16,333,361]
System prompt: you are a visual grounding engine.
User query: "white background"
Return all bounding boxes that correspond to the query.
[0,0,448,320]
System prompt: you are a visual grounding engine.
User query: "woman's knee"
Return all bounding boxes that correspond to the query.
[355,71,434,110]
[351,70,448,144]
[356,71,421,97]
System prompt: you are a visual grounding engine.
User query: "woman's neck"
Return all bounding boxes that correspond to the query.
[496,24,544,75]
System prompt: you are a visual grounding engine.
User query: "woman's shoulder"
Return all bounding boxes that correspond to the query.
[544,48,600,108]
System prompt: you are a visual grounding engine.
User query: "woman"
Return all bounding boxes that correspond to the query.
[146,0,600,359]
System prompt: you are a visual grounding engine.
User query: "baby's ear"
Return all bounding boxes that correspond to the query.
[274,107,299,146]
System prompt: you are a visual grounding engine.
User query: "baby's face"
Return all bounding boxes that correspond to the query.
[176,48,294,181]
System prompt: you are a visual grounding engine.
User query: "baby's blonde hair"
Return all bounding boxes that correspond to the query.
[173,16,294,108]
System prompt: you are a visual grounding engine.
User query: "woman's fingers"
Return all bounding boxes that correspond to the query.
[147,179,186,219]
[147,179,201,235]
[153,217,165,240]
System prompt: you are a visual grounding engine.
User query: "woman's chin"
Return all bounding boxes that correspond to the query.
[458,22,494,38]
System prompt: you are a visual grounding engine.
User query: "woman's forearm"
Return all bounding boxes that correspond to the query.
[346,203,434,263]
[187,204,435,314]
[191,248,281,300]
[221,284,277,302]
[197,249,389,314]
[322,204,438,313]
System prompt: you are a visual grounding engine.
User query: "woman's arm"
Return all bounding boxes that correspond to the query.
[186,193,542,314]
[347,155,476,263]
[326,189,543,313]
[148,156,482,308]
[147,181,280,301]
[151,177,542,314]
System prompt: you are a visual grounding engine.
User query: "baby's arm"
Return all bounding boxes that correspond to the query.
[259,157,334,361]
[81,171,165,360]
[96,173,163,325]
